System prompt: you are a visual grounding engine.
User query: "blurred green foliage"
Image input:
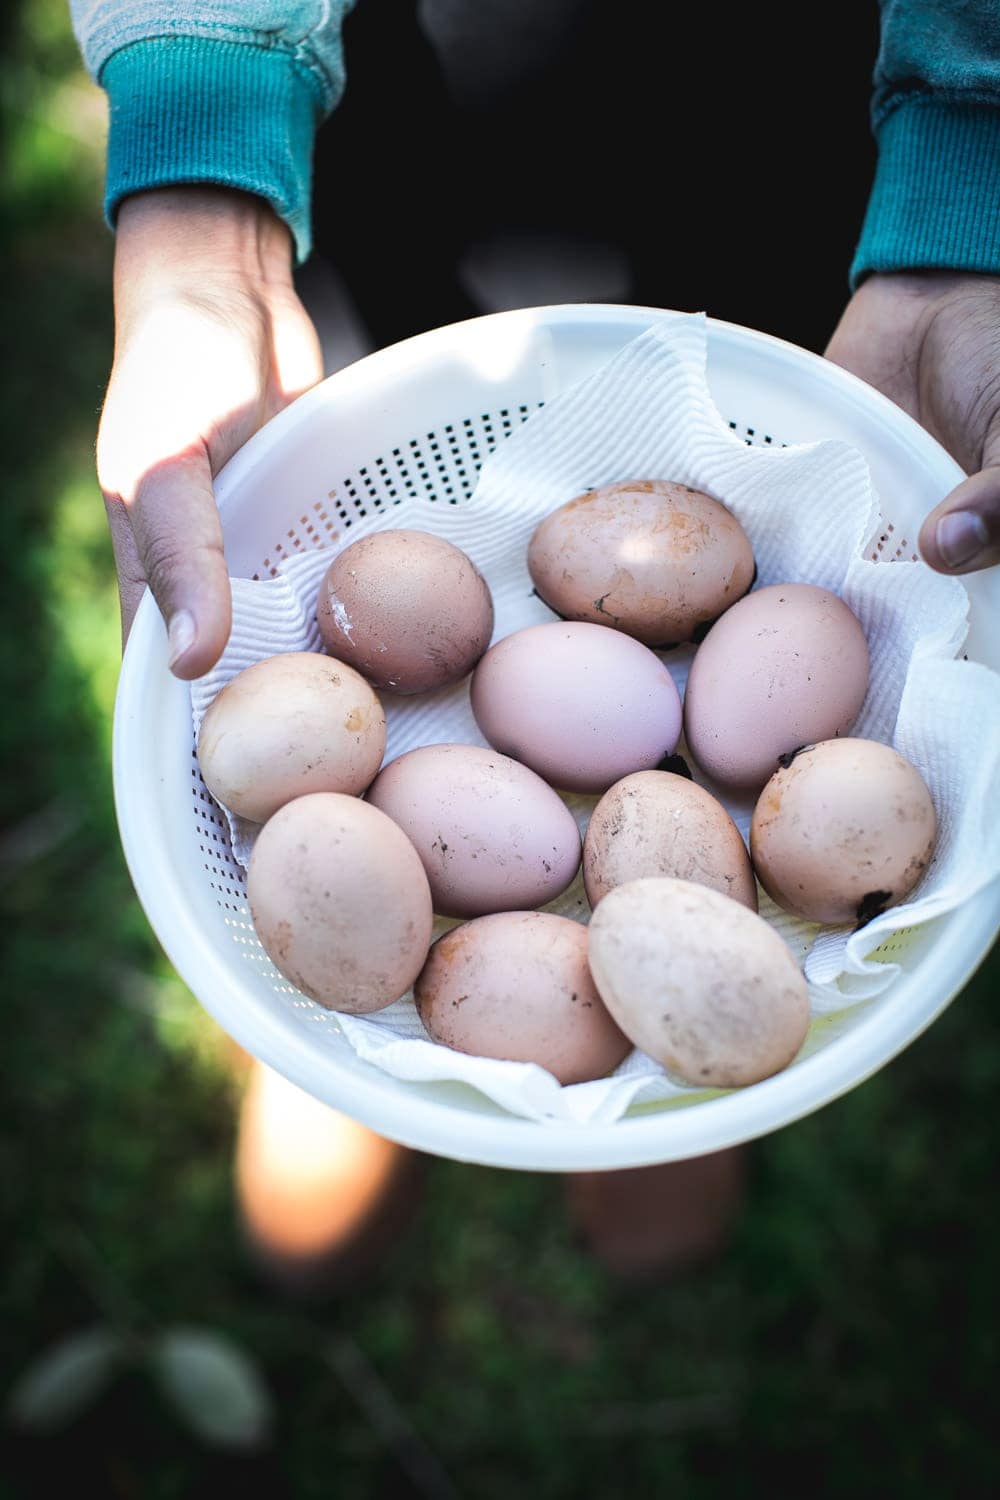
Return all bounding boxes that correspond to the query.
[1,4,998,1497]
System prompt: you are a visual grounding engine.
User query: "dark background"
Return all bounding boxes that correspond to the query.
[316,0,879,352]
[2,2,998,1496]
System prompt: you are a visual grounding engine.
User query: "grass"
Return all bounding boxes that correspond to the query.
[1,4,998,1495]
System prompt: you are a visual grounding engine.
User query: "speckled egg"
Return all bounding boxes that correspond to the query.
[683,582,870,790]
[528,479,755,644]
[197,652,386,823]
[415,912,631,1083]
[584,770,757,910]
[470,621,682,793]
[367,743,581,918]
[588,877,810,1088]
[247,793,433,1012]
[750,738,937,924]
[317,529,494,694]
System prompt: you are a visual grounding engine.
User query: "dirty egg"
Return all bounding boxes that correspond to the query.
[415,912,630,1083]
[587,877,810,1087]
[584,770,757,910]
[367,743,581,918]
[247,793,433,1012]
[750,737,937,924]
[528,479,755,644]
[683,582,870,789]
[316,529,494,694]
[197,651,386,823]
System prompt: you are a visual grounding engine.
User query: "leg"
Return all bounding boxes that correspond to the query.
[235,1063,423,1296]
[566,1149,747,1279]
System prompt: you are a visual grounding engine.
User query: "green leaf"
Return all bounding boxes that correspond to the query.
[152,1328,272,1450]
[7,1327,122,1431]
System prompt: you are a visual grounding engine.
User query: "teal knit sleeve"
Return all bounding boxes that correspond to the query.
[851,0,1000,287]
[68,3,355,261]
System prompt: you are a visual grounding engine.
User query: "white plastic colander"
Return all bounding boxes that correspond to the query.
[113,305,999,1171]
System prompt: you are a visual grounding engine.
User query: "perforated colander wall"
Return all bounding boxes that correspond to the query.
[248,404,540,579]
[189,405,919,1016]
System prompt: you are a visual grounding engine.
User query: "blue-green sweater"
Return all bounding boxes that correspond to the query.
[69,1,999,281]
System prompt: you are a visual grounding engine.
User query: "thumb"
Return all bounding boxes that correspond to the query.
[918,419,1000,575]
[123,444,232,679]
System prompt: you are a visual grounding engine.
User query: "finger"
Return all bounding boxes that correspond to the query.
[918,466,1000,575]
[127,445,232,679]
[102,490,148,648]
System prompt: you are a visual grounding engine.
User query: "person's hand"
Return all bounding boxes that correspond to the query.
[98,187,324,677]
[826,272,1000,575]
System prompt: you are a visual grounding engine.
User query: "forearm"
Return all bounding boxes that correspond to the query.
[68,2,355,261]
[851,0,1000,286]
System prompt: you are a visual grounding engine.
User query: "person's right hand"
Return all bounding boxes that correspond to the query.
[826,272,1000,576]
[97,187,324,678]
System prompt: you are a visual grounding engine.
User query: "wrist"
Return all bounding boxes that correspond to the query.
[114,187,294,301]
[844,273,1000,337]
[862,271,1000,300]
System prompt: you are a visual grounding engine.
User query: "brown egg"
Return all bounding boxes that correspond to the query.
[750,738,937,924]
[528,479,755,644]
[470,621,682,793]
[415,913,631,1084]
[367,743,581,918]
[316,529,494,694]
[584,770,757,911]
[588,878,810,1087]
[197,652,386,823]
[247,793,433,1012]
[683,583,870,790]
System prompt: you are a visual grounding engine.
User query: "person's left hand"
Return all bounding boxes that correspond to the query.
[97,187,324,677]
[826,271,1000,575]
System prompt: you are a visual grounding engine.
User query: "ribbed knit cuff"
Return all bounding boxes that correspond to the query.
[851,100,1000,288]
[100,36,323,262]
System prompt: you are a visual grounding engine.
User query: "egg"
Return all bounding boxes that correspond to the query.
[415,913,631,1083]
[750,738,937,924]
[587,878,810,1087]
[197,652,386,823]
[247,793,433,1012]
[367,743,581,918]
[528,479,755,644]
[584,770,757,911]
[470,621,682,793]
[316,529,494,694]
[683,582,870,790]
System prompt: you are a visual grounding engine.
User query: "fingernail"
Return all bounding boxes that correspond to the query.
[936,510,989,569]
[167,609,196,667]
